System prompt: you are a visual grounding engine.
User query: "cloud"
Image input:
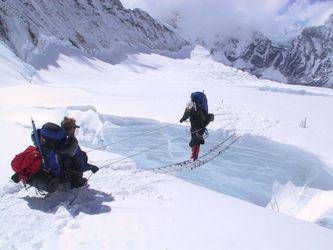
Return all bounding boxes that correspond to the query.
[280,0,333,26]
[121,0,333,42]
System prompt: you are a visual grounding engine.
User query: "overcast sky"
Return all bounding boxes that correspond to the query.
[121,0,333,42]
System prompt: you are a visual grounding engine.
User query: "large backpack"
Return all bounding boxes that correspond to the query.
[40,122,66,148]
[31,122,66,176]
[191,92,214,127]
[191,92,208,114]
[11,146,42,181]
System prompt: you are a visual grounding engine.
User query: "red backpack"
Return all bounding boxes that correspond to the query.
[11,146,42,181]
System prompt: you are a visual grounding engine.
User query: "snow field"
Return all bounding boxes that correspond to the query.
[1,148,333,250]
[1,46,333,248]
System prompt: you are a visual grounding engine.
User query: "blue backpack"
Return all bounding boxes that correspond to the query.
[32,122,66,176]
[191,92,208,114]
[191,92,214,126]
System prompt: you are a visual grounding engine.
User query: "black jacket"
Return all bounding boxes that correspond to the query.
[180,104,208,130]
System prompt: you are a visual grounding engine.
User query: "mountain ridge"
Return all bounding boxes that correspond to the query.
[211,14,333,88]
[0,0,190,67]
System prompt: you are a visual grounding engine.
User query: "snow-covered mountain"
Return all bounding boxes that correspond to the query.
[2,0,333,89]
[0,0,190,68]
[211,14,333,88]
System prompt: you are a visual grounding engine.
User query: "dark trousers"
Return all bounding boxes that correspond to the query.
[189,127,205,147]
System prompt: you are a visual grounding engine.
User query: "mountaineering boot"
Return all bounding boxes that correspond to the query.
[69,169,87,189]
[191,145,200,161]
[71,177,87,189]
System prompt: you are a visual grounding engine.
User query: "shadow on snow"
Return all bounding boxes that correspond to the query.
[22,187,114,217]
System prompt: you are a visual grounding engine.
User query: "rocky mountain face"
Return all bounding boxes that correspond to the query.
[211,15,333,88]
[0,0,190,66]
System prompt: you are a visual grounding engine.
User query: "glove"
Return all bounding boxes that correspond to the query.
[90,164,99,174]
[11,173,20,183]
[180,118,185,123]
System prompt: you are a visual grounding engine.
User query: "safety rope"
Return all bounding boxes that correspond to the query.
[97,127,206,170]
[85,106,224,155]
[70,127,212,205]
[69,132,238,206]
[86,123,174,153]
[86,133,241,186]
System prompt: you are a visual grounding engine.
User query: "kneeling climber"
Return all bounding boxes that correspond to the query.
[11,119,98,193]
[60,116,99,188]
[11,122,69,193]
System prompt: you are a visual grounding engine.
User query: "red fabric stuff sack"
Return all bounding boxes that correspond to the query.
[11,146,42,181]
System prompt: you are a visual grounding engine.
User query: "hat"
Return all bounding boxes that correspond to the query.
[61,117,80,131]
